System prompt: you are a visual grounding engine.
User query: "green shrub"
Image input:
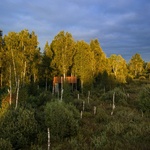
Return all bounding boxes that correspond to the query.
[115,106,142,123]
[91,132,107,149]
[72,98,82,110]
[101,87,127,105]
[45,101,80,141]
[27,91,52,108]
[63,82,73,103]
[106,121,125,135]
[30,143,43,150]
[138,84,150,112]
[0,107,38,149]
[123,122,150,149]
[95,107,109,124]
[0,138,13,150]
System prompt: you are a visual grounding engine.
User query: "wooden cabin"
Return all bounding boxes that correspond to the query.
[53,76,77,93]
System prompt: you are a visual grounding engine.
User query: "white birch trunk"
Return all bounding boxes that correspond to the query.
[0,73,2,88]
[111,92,115,115]
[94,106,97,115]
[47,128,50,150]
[9,65,12,105]
[81,80,83,93]
[80,111,83,119]
[60,88,63,101]
[15,78,20,110]
[63,72,66,81]
[88,91,90,104]
[11,48,17,87]
[34,73,36,83]
[23,61,26,86]
[61,76,63,90]
[83,101,85,111]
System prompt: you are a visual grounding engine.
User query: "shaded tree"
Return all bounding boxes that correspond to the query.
[39,41,53,90]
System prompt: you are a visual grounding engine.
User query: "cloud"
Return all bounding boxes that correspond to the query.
[0,0,150,61]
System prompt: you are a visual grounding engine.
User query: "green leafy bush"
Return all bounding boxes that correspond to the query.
[0,138,13,150]
[91,132,108,149]
[45,101,80,141]
[101,87,127,105]
[138,84,150,112]
[106,121,125,135]
[0,107,38,149]
[27,91,52,108]
[115,106,142,123]
[95,107,109,124]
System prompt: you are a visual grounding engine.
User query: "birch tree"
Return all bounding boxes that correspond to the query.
[90,39,106,75]
[128,53,144,78]
[51,31,76,79]
[108,54,128,83]
[0,31,5,88]
[4,30,39,108]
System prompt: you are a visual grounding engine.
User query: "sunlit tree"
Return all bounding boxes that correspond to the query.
[50,31,76,78]
[72,40,95,92]
[128,53,144,78]
[108,54,128,83]
[145,62,150,79]
[90,39,106,75]
[3,30,39,108]
[4,30,40,86]
[0,31,6,88]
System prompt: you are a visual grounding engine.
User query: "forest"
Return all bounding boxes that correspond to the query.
[0,29,150,150]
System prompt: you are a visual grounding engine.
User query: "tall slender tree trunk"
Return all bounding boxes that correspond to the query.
[47,128,50,150]
[61,76,63,90]
[81,80,83,93]
[0,72,2,88]
[34,73,36,83]
[45,77,47,91]
[11,48,17,87]
[15,78,20,110]
[9,65,12,105]
[63,72,66,81]
[23,61,26,86]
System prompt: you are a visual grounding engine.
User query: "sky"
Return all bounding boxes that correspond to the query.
[0,0,150,62]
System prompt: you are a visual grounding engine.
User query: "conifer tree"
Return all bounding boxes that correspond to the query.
[40,41,53,90]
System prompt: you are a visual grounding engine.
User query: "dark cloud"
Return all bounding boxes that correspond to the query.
[0,0,150,61]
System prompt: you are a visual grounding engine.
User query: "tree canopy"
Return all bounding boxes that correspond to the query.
[0,29,149,90]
